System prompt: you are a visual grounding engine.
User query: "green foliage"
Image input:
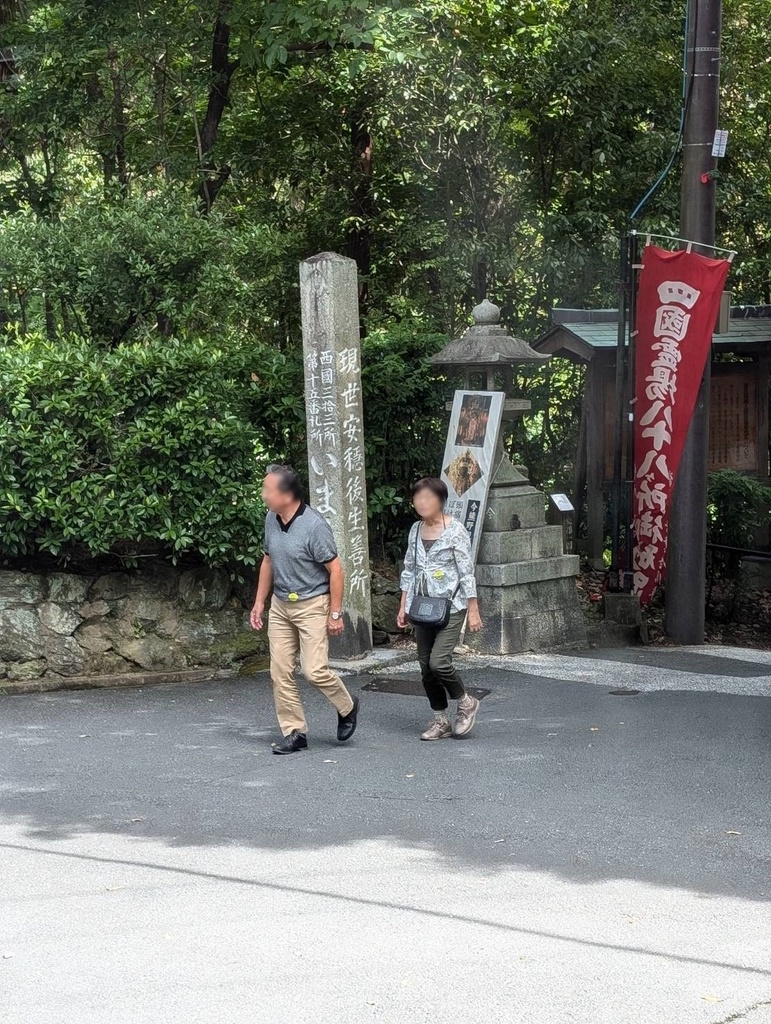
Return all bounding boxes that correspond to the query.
[0,192,296,346]
[719,0,771,303]
[0,0,770,564]
[706,469,771,620]
[0,335,265,565]
[360,322,448,553]
[511,358,586,492]
[707,470,771,551]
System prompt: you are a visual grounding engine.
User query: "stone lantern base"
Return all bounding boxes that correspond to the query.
[469,455,587,654]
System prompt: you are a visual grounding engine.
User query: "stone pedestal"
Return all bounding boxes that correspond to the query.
[470,454,587,654]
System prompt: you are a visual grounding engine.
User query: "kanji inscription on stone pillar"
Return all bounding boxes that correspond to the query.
[300,252,372,657]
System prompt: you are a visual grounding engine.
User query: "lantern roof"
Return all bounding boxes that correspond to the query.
[431,299,551,368]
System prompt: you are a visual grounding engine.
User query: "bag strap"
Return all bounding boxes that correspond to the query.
[413,522,425,596]
[450,571,461,601]
[417,515,462,602]
[441,515,462,601]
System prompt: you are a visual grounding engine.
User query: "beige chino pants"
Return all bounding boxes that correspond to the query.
[267,593,354,735]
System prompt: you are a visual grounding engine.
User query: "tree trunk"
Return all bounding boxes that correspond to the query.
[474,257,488,302]
[0,283,9,330]
[108,46,129,193]
[44,292,56,340]
[60,297,72,335]
[14,280,27,332]
[347,104,373,315]
[197,1,236,213]
[85,72,115,193]
[0,1,18,79]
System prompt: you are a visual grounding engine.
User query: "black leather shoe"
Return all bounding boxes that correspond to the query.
[337,695,360,742]
[272,730,308,755]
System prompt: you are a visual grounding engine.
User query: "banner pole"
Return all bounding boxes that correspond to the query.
[609,231,630,591]
[664,0,722,643]
[623,232,640,591]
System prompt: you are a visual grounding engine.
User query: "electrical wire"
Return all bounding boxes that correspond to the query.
[629,0,697,222]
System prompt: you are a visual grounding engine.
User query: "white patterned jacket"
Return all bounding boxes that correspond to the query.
[399,517,478,615]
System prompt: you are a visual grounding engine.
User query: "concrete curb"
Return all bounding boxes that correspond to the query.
[0,666,237,697]
[330,648,417,675]
[0,646,417,696]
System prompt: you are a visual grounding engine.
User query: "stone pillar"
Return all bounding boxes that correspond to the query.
[300,252,372,657]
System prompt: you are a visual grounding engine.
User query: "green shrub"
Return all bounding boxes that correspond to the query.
[0,194,296,349]
[360,322,449,556]
[0,334,265,566]
[707,469,771,585]
[707,470,771,549]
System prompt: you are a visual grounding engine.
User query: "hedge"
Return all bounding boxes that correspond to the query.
[0,335,265,566]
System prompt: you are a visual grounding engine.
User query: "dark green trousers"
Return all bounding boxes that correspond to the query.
[414,610,466,710]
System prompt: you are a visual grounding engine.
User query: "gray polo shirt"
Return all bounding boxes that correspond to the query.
[264,504,338,602]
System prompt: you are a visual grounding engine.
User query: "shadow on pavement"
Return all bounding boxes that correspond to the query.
[1,669,770,902]
[570,648,771,678]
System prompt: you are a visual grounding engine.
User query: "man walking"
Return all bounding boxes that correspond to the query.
[250,464,360,754]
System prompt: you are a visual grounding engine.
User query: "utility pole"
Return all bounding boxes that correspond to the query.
[664,0,722,643]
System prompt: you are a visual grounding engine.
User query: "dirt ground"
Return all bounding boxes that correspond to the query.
[577,567,771,651]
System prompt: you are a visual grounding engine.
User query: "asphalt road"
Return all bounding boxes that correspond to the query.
[2,646,771,1024]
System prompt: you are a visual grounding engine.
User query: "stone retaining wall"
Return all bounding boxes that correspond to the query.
[0,565,267,684]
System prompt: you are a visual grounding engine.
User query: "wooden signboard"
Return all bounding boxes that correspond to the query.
[602,365,760,477]
[708,368,758,471]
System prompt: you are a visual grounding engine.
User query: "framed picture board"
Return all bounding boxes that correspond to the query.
[440,390,505,563]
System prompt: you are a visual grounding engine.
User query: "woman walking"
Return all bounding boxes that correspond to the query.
[397,477,483,740]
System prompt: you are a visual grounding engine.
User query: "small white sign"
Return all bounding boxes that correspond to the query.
[550,493,574,513]
[711,129,729,158]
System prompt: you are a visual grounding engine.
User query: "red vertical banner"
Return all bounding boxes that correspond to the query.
[632,245,730,604]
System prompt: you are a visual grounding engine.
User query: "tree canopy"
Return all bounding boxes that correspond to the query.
[0,0,769,562]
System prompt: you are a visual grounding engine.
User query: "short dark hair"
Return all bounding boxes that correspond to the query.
[412,476,448,504]
[266,464,304,501]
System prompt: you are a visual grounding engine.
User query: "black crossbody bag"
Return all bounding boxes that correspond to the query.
[406,518,460,630]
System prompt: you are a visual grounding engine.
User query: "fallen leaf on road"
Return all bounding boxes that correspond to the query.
[725,830,742,836]
[701,995,724,1004]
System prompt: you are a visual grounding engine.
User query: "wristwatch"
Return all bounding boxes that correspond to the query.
[330,611,342,621]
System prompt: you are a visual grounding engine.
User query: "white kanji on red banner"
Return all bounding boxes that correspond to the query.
[631,247,731,604]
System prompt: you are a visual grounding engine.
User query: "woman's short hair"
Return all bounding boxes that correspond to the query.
[266,464,304,502]
[412,476,448,504]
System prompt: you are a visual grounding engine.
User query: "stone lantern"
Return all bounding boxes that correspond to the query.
[431,299,586,654]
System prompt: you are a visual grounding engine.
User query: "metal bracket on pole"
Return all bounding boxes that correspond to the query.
[638,231,736,258]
